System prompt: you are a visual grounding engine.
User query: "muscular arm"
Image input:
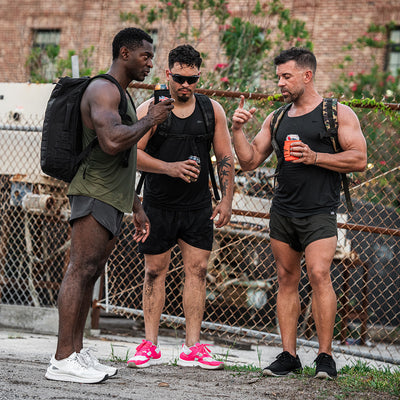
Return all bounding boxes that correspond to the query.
[231,96,274,171]
[212,101,234,200]
[210,100,235,228]
[291,103,367,173]
[82,79,174,155]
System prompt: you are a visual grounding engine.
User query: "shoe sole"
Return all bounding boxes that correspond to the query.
[127,358,163,369]
[177,359,224,370]
[262,369,302,377]
[315,371,336,380]
[45,370,108,384]
[94,367,118,377]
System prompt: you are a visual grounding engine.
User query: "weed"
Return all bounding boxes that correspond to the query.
[8,335,24,339]
[109,343,131,363]
[337,361,400,397]
[225,363,262,375]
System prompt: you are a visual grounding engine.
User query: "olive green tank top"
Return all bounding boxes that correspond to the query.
[68,97,137,213]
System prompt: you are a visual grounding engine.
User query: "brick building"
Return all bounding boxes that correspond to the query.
[0,0,399,94]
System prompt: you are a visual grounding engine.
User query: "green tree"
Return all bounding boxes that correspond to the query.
[330,22,400,209]
[26,45,95,83]
[120,0,311,92]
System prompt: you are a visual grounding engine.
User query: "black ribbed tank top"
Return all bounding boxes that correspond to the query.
[271,102,341,217]
[143,101,212,210]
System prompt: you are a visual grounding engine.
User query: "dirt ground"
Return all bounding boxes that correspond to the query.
[1,354,398,400]
[1,324,398,400]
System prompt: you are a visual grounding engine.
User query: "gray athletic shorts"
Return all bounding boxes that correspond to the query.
[68,195,124,239]
[270,212,337,252]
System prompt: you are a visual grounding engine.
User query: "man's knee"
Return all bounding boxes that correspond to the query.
[185,262,208,281]
[67,257,105,281]
[308,266,332,289]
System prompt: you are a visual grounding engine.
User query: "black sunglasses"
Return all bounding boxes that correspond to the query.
[170,74,200,85]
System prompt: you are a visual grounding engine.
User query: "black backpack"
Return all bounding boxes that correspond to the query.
[270,98,353,211]
[136,93,220,200]
[41,74,132,182]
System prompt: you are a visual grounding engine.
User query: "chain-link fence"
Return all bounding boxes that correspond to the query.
[0,83,399,366]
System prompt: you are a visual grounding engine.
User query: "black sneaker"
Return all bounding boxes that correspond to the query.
[314,353,337,379]
[262,351,303,377]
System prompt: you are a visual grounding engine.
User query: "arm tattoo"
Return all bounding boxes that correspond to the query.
[217,155,232,198]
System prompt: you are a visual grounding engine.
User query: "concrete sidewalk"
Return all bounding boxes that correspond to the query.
[0,327,395,371]
[1,327,399,400]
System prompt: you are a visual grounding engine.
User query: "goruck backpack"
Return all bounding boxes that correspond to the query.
[41,74,131,182]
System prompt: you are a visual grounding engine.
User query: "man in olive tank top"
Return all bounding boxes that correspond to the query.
[45,28,174,384]
[127,45,234,370]
[232,48,367,379]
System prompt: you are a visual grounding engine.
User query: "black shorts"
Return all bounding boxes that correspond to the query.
[68,195,124,239]
[270,212,337,252]
[138,203,214,255]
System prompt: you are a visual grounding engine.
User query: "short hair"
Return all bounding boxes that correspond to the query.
[112,27,153,60]
[274,47,317,75]
[168,44,202,70]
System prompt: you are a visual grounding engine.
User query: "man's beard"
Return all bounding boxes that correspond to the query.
[177,89,192,103]
[282,88,303,103]
[178,94,190,103]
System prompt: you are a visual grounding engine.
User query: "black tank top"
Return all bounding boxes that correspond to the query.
[143,101,212,210]
[271,102,341,217]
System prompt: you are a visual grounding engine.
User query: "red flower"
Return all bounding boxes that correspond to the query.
[214,63,228,71]
[379,161,387,165]
[221,77,229,83]
[218,24,231,31]
[167,2,172,6]
[386,75,396,83]
[350,83,358,92]
[348,72,354,77]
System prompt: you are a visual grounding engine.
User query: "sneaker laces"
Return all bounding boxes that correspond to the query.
[276,351,294,362]
[314,353,332,366]
[135,340,154,356]
[74,352,91,369]
[80,347,99,366]
[192,343,214,359]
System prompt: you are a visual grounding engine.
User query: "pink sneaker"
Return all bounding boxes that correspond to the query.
[177,343,224,370]
[127,340,162,368]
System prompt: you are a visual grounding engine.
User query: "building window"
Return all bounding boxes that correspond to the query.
[30,29,61,82]
[388,28,400,77]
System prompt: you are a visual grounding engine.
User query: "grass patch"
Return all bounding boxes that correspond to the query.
[293,361,400,397]
[225,363,262,375]
[8,334,24,339]
[109,343,131,363]
[337,361,400,397]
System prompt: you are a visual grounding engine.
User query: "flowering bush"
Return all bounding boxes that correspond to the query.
[329,22,400,209]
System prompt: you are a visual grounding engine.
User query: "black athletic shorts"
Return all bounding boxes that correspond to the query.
[270,212,337,252]
[68,195,124,239]
[138,203,214,255]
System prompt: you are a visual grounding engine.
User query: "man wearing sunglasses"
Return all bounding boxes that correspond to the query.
[128,44,234,370]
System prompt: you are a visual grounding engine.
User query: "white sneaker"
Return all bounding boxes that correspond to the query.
[80,347,118,377]
[45,352,108,383]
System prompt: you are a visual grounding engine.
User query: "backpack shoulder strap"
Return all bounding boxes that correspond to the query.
[322,98,353,211]
[322,98,341,152]
[194,93,215,142]
[270,103,291,156]
[91,74,130,117]
[194,93,220,200]
[269,103,291,182]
